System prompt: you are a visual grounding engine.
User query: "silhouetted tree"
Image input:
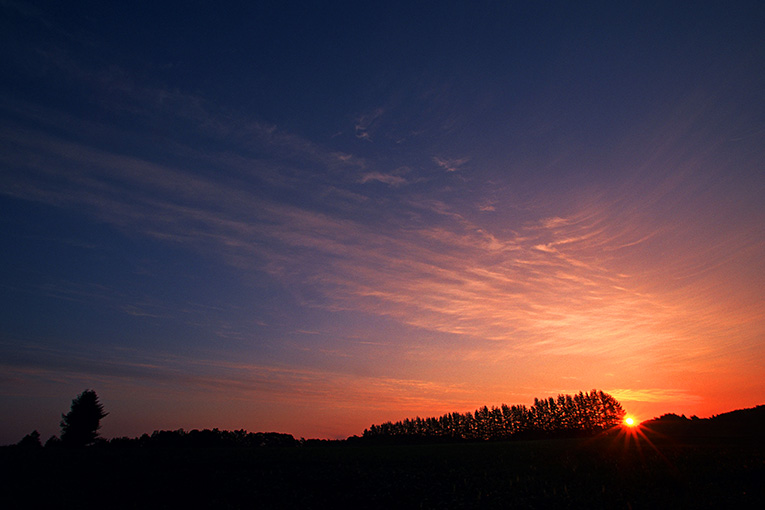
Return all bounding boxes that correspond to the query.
[60,389,108,447]
[17,430,42,448]
[44,435,61,448]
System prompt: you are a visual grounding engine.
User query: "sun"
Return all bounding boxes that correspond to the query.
[624,416,636,427]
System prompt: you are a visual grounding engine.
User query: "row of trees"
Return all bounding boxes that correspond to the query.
[15,389,299,449]
[363,390,625,442]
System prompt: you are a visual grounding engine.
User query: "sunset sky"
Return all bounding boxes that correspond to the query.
[1,1,763,444]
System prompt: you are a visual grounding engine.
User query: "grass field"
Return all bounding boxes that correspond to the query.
[2,431,763,508]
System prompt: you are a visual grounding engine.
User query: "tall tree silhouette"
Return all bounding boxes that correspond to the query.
[60,389,108,446]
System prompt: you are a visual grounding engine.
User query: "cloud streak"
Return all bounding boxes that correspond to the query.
[4,115,760,383]
[0,342,478,414]
[355,108,384,141]
[433,156,469,172]
[358,172,407,187]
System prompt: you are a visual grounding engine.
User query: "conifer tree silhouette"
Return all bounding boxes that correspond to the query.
[60,390,108,446]
[17,430,42,448]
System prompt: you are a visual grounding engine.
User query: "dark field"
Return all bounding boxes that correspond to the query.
[2,432,763,509]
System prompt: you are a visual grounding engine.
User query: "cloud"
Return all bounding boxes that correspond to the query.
[606,388,704,404]
[5,123,759,372]
[355,108,384,141]
[358,172,407,187]
[3,71,763,383]
[0,342,479,414]
[477,200,496,212]
[433,156,469,172]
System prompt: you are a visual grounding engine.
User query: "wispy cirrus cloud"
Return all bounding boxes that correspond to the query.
[606,388,704,404]
[355,108,384,141]
[477,200,496,212]
[4,118,761,376]
[433,156,469,172]
[0,342,478,413]
[358,172,407,187]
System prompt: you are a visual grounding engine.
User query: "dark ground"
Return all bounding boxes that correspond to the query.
[2,428,763,509]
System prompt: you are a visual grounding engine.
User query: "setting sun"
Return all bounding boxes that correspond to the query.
[624,417,636,427]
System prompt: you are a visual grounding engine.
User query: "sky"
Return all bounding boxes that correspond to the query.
[1,1,763,444]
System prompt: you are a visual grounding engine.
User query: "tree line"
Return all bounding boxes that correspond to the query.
[108,429,298,448]
[14,389,626,448]
[14,389,297,449]
[363,390,625,442]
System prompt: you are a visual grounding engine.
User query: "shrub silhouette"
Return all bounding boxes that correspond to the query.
[60,389,108,447]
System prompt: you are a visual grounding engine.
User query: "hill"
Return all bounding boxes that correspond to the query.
[641,404,765,441]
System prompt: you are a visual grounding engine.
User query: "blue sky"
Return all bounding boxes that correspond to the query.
[2,0,764,443]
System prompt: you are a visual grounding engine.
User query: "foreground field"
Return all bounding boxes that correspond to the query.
[2,431,763,508]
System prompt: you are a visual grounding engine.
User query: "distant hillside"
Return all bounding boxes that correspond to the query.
[642,405,765,440]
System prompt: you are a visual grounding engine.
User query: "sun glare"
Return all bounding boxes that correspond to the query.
[624,417,635,427]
